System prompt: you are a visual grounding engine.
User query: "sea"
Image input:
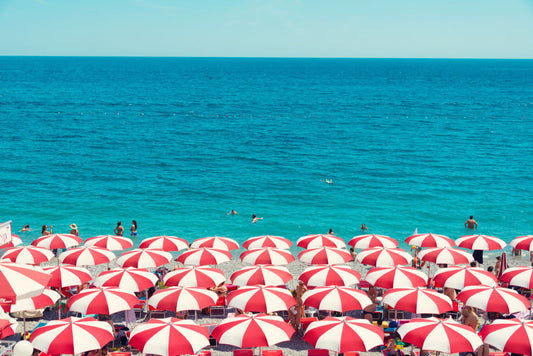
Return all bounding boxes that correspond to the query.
[0,57,532,253]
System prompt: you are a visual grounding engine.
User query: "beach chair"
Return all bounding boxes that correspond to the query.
[307,349,329,356]
[209,297,226,317]
[233,350,254,356]
[262,350,283,356]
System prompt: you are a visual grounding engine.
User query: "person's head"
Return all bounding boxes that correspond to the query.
[23,224,29,229]
[41,225,47,234]
[252,214,256,218]
[117,221,122,227]
[462,305,474,316]
[496,256,501,261]
[470,261,477,267]
[350,247,354,252]
[101,346,108,355]
[470,215,473,219]
[328,229,333,233]
[70,223,77,230]
[487,266,494,272]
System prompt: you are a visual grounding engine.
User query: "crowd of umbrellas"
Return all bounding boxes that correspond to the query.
[2,232,533,355]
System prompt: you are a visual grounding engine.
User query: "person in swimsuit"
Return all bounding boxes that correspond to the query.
[70,223,79,236]
[252,214,263,223]
[41,224,53,236]
[130,220,137,236]
[114,221,124,236]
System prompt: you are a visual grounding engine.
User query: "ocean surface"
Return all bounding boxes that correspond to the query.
[0,57,532,251]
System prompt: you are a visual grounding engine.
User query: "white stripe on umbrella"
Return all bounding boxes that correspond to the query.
[59,246,116,266]
[298,247,353,265]
[116,248,173,268]
[455,234,506,251]
[303,317,384,353]
[383,287,452,314]
[0,262,51,299]
[417,247,474,265]
[364,266,428,288]
[297,234,346,249]
[433,266,498,290]
[302,286,372,312]
[94,267,158,292]
[30,317,114,355]
[348,234,399,249]
[31,234,83,249]
[298,264,361,287]
[84,235,133,251]
[405,233,455,248]
[457,285,530,313]
[43,265,92,288]
[129,318,210,356]
[1,246,55,265]
[177,248,233,266]
[67,287,139,315]
[240,248,295,265]
[139,236,189,251]
[227,286,296,313]
[356,247,412,266]
[479,318,533,356]
[499,266,533,289]
[211,314,294,348]
[190,236,239,251]
[243,235,292,250]
[148,287,218,312]
[510,235,533,251]
[397,317,482,353]
[163,266,226,288]
[231,265,293,286]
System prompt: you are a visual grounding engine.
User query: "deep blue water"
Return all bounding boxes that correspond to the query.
[0,57,532,249]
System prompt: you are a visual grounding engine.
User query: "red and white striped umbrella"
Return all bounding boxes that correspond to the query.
[302,286,372,312]
[417,247,474,265]
[231,265,293,286]
[397,317,482,353]
[1,246,54,265]
[356,247,412,266]
[0,312,18,340]
[0,262,51,299]
[405,233,455,248]
[383,287,452,314]
[148,286,218,312]
[457,285,530,313]
[455,234,506,251]
[500,266,533,289]
[139,236,189,251]
[0,234,22,249]
[43,265,92,288]
[433,266,498,289]
[129,318,210,356]
[243,235,292,250]
[240,247,295,266]
[67,287,139,315]
[212,313,294,348]
[0,288,60,312]
[84,235,133,251]
[510,235,533,251]
[348,234,399,249]
[59,246,116,266]
[227,286,296,313]
[303,317,385,353]
[163,266,226,288]
[479,318,533,356]
[117,248,173,268]
[177,248,233,266]
[298,247,353,265]
[94,267,158,292]
[297,234,346,249]
[190,236,239,251]
[30,317,114,355]
[31,234,83,249]
[364,265,428,289]
[298,264,361,287]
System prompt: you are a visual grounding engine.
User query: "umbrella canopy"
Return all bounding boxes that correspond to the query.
[298,247,353,265]
[129,318,210,356]
[43,264,92,288]
[67,287,139,315]
[356,247,412,267]
[1,246,55,265]
[457,285,530,313]
[139,236,189,251]
[117,248,173,268]
[405,233,455,248]
[455,234,506,251]
[31,234,83,249]
[397,317,482,353]
[302,286,372,312]
[364,265,428,289]
[84,235,133,251]
[190,236,239,251]
[231,265,293,286]
[297,234,346,249]
[303,317,384,353]
[433,266,498,289]
[510,235,533,251]
[227,286,296,313]
[382,287,452,314]
[499,266,533,289]
[164,266,225,288]
[348,234,399,249]
[0,262,51,299]
[479,318,533,356]
[30,317,114,355]
[94,267,158,292]
[0,288,60,312]
[417,247,474,265]
[59,246,116,266]
[177,248,233,266]
[148,287,218,312]
[0,311,18,340]
[211,313,294,348]
[240,247,295,266]
[298,264,361,287]
[243,235,292,250]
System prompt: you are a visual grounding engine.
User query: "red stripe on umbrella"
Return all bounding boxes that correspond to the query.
[297,234,346,249]
[298,247,353,265]
[84,235,133,251]
[231,265,293,286]
[139,236,189,251]
[457,285,530,313]
[31,234,82,249]
[240,248,295,265]
[405,233,455,248]
[164,266,226,288]
[298,264,361,287]
[364,265,428,288]
[227,286,296,313]
[177,248,233,266]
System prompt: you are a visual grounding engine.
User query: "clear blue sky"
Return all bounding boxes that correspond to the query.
[1,0,533,58]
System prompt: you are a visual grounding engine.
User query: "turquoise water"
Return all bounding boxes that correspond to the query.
[0,57,532,248]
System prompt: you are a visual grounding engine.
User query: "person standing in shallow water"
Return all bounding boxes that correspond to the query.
[465,215,477,229]
[130,220,137,236]
[114,222,124,236]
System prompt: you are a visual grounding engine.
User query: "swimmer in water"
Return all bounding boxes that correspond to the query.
[227,210,238,215]
[360,223,368,231]
[21,224,30,232]
[252,214,263,223]
[320,179,333,184]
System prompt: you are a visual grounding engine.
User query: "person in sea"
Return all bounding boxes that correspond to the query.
[361,223,368,231]
[252,214,263,223]
[21,224,30,232]
[70,223,79,236]
[130,220,137,236]
[227,209,238,215]
[41,224,53,236]
[465,215,477,229]
[114,221,124,236]
[327,228,334,235]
